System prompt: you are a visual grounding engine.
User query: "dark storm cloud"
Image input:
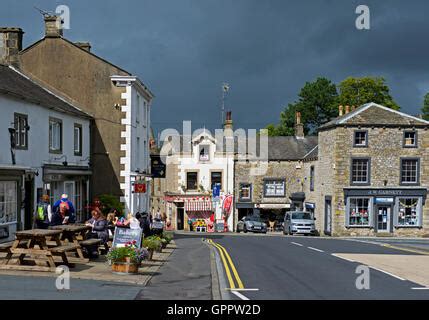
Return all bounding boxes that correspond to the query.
[1,0,428,134]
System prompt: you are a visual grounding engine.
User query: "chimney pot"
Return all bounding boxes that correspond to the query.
[75,42,91,52]
[345,105,350,114]
[295,111,304,139]
[44,15,63,38]
[0,27,24,66]
[339,105,343,116]
[224,111,233,131]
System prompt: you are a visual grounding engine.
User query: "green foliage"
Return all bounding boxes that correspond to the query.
[421,93,429,121]
[161,232,173,244]
[338,77,400,110]
[142,236,162,251]
[107,244,149,263]
[97,194,124,216]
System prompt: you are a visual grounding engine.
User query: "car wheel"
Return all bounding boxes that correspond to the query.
[288,227,292,235]
[243,225,248,233]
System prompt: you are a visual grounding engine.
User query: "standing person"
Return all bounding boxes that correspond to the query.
[34,195,52,229]
[53,194,76,223]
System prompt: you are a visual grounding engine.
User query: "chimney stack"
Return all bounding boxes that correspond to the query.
[295,111,304,139]
[75,42,91,52]
[345,105,350,114]
[0,27,24,66]
[44,15,63,38]
[224,111,233,131]
[339,105,343,116]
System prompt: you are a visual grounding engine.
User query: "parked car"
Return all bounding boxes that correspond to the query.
[236,216,267,234]
[283,211,316,236]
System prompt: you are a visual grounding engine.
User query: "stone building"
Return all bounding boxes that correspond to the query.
[234,113,318,231]
[316,103,429,237]
[0,16,154,215]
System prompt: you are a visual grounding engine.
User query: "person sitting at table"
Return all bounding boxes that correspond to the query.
[50,202,71,226]
[84,208,109,258]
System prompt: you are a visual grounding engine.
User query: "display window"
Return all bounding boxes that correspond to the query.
[348,197,371,226]
[397,197,420,226]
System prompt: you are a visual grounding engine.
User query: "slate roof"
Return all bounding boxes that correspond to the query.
[319,102,429,130]
[0,64,92,118]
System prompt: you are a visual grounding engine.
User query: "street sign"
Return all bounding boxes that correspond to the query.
[151,155,166,178]
[134,182,146,193]
[212,183,221,198]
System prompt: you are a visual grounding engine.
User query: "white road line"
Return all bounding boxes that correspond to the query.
[291,242,303,247]
[331,254,355,263]
[308,246,324,253]
[231,290,250,300]
[411,287,429,290]
[369,266,406,281]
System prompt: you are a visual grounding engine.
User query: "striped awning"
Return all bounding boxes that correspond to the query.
[185,197,212,212]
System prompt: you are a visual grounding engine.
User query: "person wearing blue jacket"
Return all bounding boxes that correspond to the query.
[53,194,76,223]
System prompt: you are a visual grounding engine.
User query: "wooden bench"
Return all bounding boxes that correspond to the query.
[50,244,80,253]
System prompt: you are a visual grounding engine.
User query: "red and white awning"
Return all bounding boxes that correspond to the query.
[185,197,212,212]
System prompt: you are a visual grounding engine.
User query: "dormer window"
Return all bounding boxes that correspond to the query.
[199,145,210,161]
[403,131,417,148]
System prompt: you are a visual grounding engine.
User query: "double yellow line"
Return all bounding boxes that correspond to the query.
[207,239,244,289]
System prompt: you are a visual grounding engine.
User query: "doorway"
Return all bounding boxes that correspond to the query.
[324,196,332,235]
[376,205,391,233]
[177,208,184,230]
[24,178,34,230]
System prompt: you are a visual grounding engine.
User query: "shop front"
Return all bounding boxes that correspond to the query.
[43,165,91,222]
[257,203,290,231]
[344,188,427,234]
[184,196,213,232]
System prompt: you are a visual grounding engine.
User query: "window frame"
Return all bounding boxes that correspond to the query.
[186,171,199,191]
[353,130,368,148]
[346,197,372,228]
[13,113,29,150]
[210,171,222,191]
[350,157,371,186]
[239,183,252,202]
[49,117,63,154]
[403,130,417,148]
[263,178,286,198]
[395,197,422,228]
[400,157,420,186]
[73,123,83,156]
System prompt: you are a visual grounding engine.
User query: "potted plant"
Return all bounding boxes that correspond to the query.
[107,240,149,274]
[142,236,162,260]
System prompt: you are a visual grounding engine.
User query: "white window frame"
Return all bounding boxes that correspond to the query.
[395,197,422,228]
[346,197,372,227]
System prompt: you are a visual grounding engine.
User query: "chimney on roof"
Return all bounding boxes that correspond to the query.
[44,15,63,38]
[224,111,233,130]
[0,27,24,66]
[345,105,350,114]
[295,111,304,139]
[75,42,91,52]
[339,105,343,116]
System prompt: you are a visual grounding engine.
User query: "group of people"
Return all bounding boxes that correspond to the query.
[34,193,76,229]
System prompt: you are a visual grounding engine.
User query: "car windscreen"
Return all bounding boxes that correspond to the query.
[247,216,261,222]
[291,212,312,220]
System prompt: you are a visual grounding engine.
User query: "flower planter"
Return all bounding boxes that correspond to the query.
[148,249,154,261]
[111,258,139,274]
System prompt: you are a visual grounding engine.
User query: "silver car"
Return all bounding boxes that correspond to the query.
[236,216,267,234]
[283,211,316,235]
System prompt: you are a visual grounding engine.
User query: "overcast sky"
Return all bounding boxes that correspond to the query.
[1,0,428,135]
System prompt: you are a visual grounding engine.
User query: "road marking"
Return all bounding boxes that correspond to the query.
[226,288,259,291]
[369,266,405,281]
[308,247,324,253]
[231,290,250,300]
[207,239,236,289]
[331,254,355,263]
[411,287,429,290]
[381,244,429,256]
[291,242,303,246]
[208,239,244,289]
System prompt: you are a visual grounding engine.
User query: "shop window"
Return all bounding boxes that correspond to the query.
[403,131,417,148]
[0,181,18,224]
[14,113,29,150]
[353,130,368,147]
[351,158,370,185]
[49,118,62,153]
[239,183,252,201]
[210,172,222,190]
[348,197,370,226]
[199,145,210,161]
[397,198,421,227]
[400,158,419,185]
[264,179,285,197]
[186,172,198,190]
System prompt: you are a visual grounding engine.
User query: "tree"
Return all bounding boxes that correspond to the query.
[422,93,429,121]
[266,77,338,135]
[338,77,400,110]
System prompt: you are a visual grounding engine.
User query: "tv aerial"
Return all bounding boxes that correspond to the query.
[33,6,55,17]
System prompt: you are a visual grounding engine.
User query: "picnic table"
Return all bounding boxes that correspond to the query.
[0,229,79,272]
[50,224,91,261]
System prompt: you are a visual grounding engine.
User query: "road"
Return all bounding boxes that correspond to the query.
[206,233,429,300]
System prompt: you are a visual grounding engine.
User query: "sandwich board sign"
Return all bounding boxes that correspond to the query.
[112,227,143,248]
